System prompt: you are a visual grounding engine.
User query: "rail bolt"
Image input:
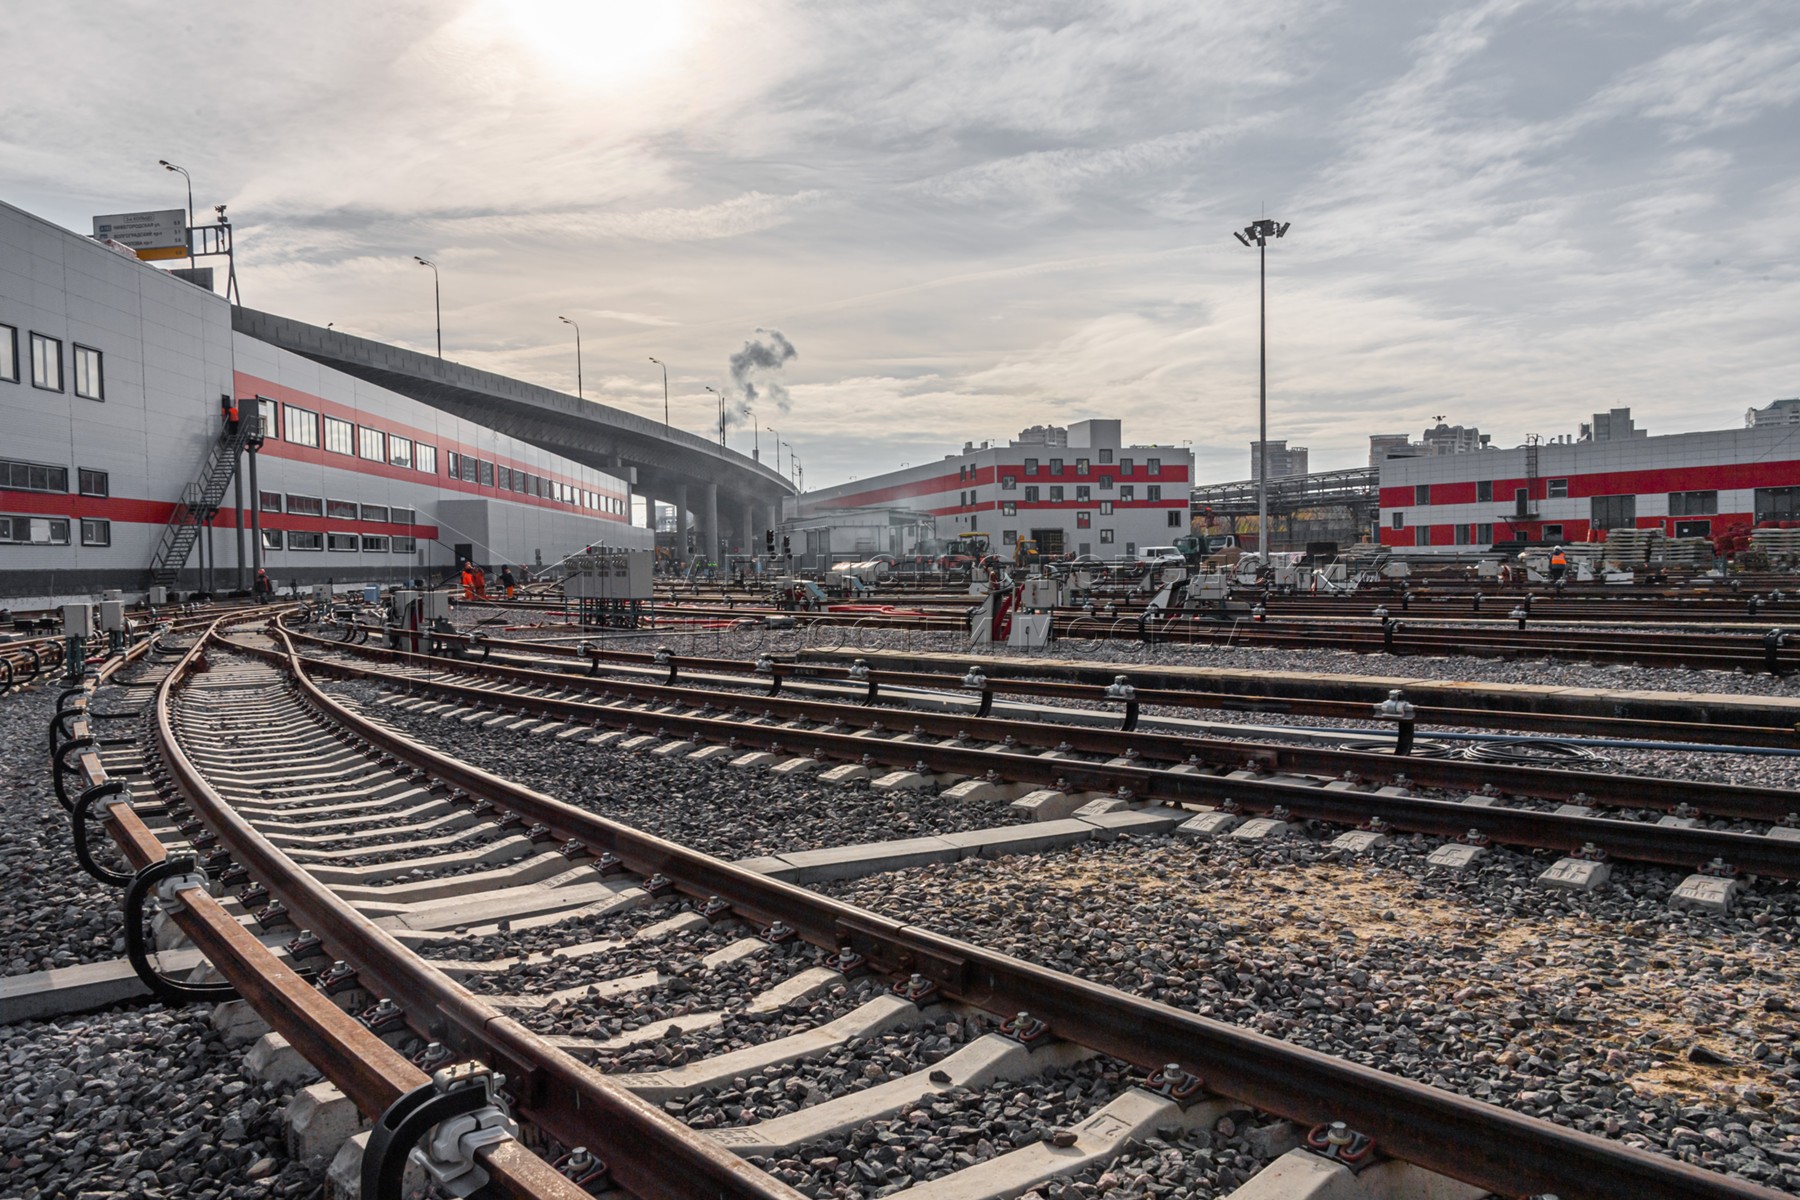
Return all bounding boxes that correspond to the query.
[1146,1062,1208,1104]
[318,960,361,995]
[762,920,798,945]
[754,654,775,674]
[592,852,625,877]
[558,839,586,859]
[254,902,292,932]
[554,1146,610,1191]
[1700,857,1738,878]
[999,1011,1050,1047]
[286,930,328,963]
[1305,1121,1376,1168]
[1461,828,1489,847]
[412,1041,457,1071]
[237,883,270,910]
[892,972,939,1004]
[642,873,675,898]
[525,822,554,843]
[700,896,732,922]
[832,946,868,976]
[847,659,871,681]
[1574,841,1607,862]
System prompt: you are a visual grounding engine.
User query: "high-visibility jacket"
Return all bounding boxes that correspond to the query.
[1550,551,1567,567]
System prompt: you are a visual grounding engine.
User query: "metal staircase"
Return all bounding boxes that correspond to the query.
[149,420,256,587]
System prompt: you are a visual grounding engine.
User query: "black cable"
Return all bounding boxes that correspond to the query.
[1462,738,1603,767]
[71,782,137,886]
[123,858,240,1005]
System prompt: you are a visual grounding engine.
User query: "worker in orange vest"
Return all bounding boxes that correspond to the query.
[472,563,488,598]
[460,561,475,599]
[1549,546,1568,582]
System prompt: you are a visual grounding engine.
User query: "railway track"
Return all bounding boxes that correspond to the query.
[468,593,1800,673]
[26,608,1794,1197]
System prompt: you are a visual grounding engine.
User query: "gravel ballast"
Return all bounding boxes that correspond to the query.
[823,834,1800,1193]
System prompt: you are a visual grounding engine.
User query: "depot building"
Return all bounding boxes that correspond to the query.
[791,420,1193,561]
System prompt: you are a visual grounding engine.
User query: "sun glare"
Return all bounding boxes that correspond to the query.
[489,0,694,86]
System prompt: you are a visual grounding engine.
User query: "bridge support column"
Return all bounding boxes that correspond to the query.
[674,484,690,561]
[703,483,719,567]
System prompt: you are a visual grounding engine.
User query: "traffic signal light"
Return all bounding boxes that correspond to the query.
[765,528,775,553]
[781,536,791,556]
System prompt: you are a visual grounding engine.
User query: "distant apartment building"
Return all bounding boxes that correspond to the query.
[1747,398,1800,428]
[1580,406,1646,442]
[1249,440,1308,480]
[1369,420,1491,466]
[795,419,1192,560]
[1368,434,1412,468]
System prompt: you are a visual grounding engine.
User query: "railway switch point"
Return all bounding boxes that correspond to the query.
[1538,856,1613,891]
[1426,844,1487,872]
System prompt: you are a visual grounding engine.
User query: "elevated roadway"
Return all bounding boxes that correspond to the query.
[234,307,793,560]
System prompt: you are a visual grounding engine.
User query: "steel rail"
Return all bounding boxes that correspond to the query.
[277,628,1800,823]
[142,622,805,1200]
[61,635,592,1200]
[257,622,1786,1200]
[261,636,1800,877]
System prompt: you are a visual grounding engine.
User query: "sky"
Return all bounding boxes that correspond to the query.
[3,0,1797,489]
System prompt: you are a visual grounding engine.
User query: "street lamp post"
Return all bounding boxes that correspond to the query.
[767,427,780,474]
[704,386,723,447]
[558,315,582,399]
[1233,217,1290,556]
[157,160,195,269]
[648,357,669,426]
[413,256,441,358]
[743,407,757,461]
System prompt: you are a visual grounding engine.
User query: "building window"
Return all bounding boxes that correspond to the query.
[0,323,16,382]
[325,498,357,520]
[1100,501,1114,516]
[446,451,461,478]
[253,490,280,512]
[1099,449,1113,464]
[1391,511,1405,530]
[1119,485,1135,501]
[360,504,389,523]
[1669,490,1718,516]
[1754,487,1798,524]
[286,494,323,516]
[1455,524,1471,545]
[284,405,319,447]
[1076,485,1091,502]
[1076,511,1092,529]
[391,507,415,525]
[416,443,437,474]
[0,515,69,544]
[1476,523,1493,543]
[1168,511,1183,528]
[361,535,390,552]
[1024,458,1038,475]
[958,465,968,481]
[1119,458,1133,474]
[1076,458,1090,474]
[1547,478,1568,498]
[1023,486,1039,503]
[1147,458,1161,476]
[515,472,529,494]
[30,333,62,391]
[327,532,358,552]
[1099,476,1113,491]
[1477,480,1493,503]
[1674,519,1712,538]
[1000,475,1016,490]
[323,416,354,455]
[1003,530,1018,545]
[1414,484,1431,505]
[1001,501,1017,517]
[2,459,69,492]
[358,426,385,461]
[462,457,479,484]
[1049,458,1063,475]
[1590,494,1636,530]
[1543,524,1564,540]
[387,434,412,468]
[478,460,494,486]
[257,397,279,439]
[499,466,513,491]
[1147,485,1162,502]
[1415,526,1430,546]
[260,529,283,551]
[1049,486,1064,502]
[392,536,417,553]
[1099,529,1115,544]
[77,468,109,497]
[289,531,323,551]
[80,518,110,546]
[72,345,103,400]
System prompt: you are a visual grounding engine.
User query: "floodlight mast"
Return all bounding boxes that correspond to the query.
[1236,217,1288,558]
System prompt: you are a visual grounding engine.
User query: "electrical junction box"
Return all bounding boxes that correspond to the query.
[420,591,454,620]
[148,586,168,606]
[1007,612,1053,649]
[312,584,331,605]
[564,550,654,601]
[98,601,126,632]
[1020,578,1061,611]
[62,603,95,638]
